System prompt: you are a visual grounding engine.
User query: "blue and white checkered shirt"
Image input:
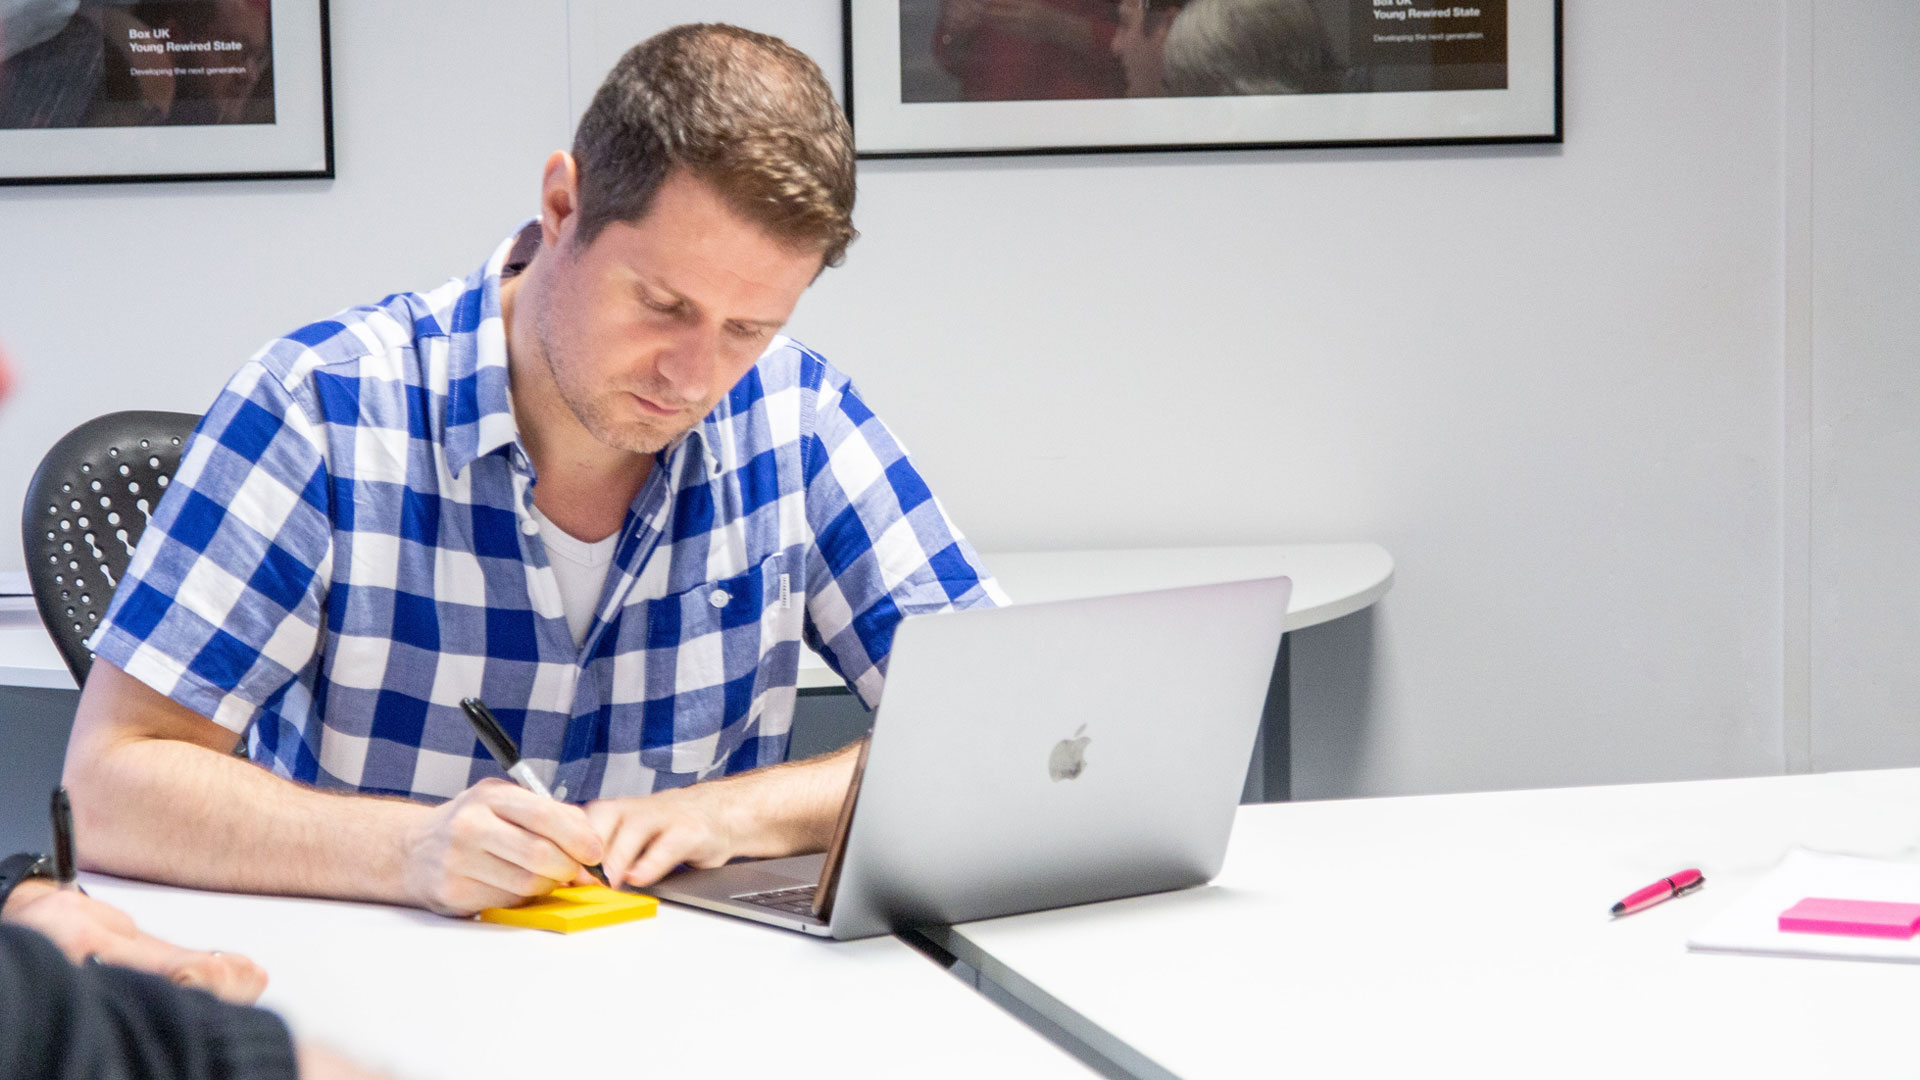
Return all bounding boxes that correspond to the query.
[90,226,1005,803]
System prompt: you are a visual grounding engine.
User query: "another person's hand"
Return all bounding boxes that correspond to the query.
[584,786,737,888]
[399,777,604,916]
[1,878,268,1004]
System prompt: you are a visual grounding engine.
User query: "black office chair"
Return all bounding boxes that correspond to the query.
[21,411,200,686]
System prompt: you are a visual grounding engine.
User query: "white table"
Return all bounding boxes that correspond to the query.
[0,606,69,690]
[928,768,1920,1078]
[2,542,1395,695]
[83,875,1091,1080]
[797,543,1393,690]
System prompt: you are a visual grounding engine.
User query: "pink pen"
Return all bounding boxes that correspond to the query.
[1610,868,1705,916]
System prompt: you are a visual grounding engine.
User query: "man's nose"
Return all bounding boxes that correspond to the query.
[655,322,720,402]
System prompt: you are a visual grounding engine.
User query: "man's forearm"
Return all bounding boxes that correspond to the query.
[69,735,424,902]
[64,675,428,904]
[713,740,864,859]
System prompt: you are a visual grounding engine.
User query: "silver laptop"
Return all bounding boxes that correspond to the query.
[645,575,1292,940]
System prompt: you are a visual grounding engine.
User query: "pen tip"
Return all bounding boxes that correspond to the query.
[1609,902,1625,917]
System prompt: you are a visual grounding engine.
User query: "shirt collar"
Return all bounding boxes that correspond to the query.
[444,225,524,478]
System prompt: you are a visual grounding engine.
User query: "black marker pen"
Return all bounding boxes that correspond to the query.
[458,697,611,888]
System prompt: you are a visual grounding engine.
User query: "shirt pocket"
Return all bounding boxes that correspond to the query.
[638,551,797,775]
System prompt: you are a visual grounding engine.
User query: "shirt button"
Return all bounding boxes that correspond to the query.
[708,589,730,608]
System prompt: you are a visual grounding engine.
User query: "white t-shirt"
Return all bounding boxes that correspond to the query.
[529,502,616,649]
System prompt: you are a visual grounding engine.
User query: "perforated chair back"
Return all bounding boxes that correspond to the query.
[22,411,200,686]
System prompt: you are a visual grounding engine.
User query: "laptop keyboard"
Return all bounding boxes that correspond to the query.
[735,884,819,915]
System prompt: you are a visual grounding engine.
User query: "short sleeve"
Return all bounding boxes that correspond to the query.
[89,361,335,735]
[799,372,1005,708]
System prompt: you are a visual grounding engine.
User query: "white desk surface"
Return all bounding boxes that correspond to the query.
[0,607,70,691]
[83,875,1090,1080]
[940,767,1920,1077]
[1,542,1394,693]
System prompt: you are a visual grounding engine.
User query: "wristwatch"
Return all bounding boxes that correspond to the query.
[0,852,56,916]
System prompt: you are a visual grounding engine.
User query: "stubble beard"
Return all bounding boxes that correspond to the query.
[533,296,700,458]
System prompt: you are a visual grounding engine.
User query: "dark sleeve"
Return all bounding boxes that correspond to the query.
[0,924,298,1080]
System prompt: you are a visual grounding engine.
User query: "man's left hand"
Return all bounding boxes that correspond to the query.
[584,787,739,888]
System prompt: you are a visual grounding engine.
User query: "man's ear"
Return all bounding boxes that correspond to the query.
[537,151,580,251]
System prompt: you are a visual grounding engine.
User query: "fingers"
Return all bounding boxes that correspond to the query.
[6,886,266,1002]
[411,858,539,918]
[9,889,140,964]
[409,779,605,914]
[597,807,660,887]
[169,949,269,1005]
[83,923,199,976]
[468,808,582,886]
[585,790,737,887]
[486,783,603,870]
[466,850,571,903]
[624,826,707,888]
[84,928,268,1005]
[602,809,728,888]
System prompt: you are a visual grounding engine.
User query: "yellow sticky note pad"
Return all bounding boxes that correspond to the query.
[477,885,659,934]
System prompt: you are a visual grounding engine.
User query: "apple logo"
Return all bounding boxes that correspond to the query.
[1049,725,1091,781]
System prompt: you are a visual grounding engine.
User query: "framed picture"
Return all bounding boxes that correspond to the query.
[0,0,332,185]
[845,0,1560,158]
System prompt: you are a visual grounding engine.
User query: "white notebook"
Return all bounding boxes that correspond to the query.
[1687,848,1920,963]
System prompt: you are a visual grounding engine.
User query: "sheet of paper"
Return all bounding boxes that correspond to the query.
[1687,848,1920,963]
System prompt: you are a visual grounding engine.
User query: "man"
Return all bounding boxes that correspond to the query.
[64,24,1002,917]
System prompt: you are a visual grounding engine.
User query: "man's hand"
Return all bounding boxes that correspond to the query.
[584,786,738,888]
[399,778,606,916]
[1,879,268,1004]
[585,743,864,888]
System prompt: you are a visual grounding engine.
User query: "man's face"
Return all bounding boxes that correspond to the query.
[532,170,822,456]
[1112,0,1172,97]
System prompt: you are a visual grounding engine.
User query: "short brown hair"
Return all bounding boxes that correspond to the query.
[570,24,858,267]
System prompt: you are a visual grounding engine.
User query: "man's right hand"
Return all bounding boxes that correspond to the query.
[399,778,605,916]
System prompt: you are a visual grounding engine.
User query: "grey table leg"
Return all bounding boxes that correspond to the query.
[1241,634,1291,804]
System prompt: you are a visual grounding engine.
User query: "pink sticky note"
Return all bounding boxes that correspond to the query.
[1778,897,1920,939]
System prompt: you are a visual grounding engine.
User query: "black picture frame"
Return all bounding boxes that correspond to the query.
[845,0,1561,159]
[0,0,333,186]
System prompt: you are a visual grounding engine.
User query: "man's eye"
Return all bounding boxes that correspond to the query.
[726,323,771,340]
[642,296,681,315]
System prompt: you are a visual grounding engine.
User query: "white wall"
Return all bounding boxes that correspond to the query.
[1807,2,1920,770]
[1,1,1907,799]
[0,0,575,513]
